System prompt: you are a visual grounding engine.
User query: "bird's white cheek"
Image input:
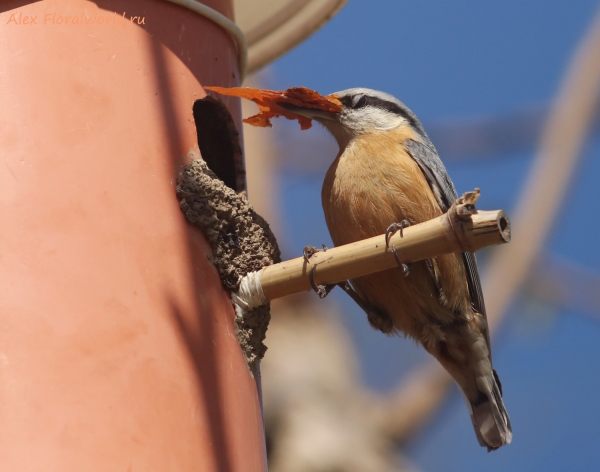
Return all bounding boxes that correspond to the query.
[369,112,407,131]
[347,109,407,132]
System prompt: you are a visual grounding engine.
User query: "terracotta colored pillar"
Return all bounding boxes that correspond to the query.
[0,0,265,470]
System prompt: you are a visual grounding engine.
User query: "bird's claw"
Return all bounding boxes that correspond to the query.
[391,244,411,276]
[304,244,333,298]
[385,220,411,248]
[309,264,334,299]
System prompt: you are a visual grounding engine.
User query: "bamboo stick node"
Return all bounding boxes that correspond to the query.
[446,188,510,253]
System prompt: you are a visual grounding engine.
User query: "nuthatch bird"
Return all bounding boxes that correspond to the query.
[282,88,512,450]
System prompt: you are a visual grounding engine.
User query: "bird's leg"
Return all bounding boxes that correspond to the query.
[303,244,335,298]
[425,258,447,305]
[390,246,411,276]
[338,281,394,334]
[385,220,412,276]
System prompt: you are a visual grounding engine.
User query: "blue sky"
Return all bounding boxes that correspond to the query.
[263,1,600,470]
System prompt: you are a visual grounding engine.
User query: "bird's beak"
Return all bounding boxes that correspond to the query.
[277,102,340,122]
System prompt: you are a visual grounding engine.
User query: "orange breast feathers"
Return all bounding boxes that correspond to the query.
[321,125,471,324]
[322,125,442,245]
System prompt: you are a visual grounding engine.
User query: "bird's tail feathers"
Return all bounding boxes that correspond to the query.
[462,369,512,451]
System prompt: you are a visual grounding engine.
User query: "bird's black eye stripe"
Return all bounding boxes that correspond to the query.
[339,95,354,108]
[340,94,370,109]
[339,94,419,128]
[366,96,418,128]
[353,95,368,108]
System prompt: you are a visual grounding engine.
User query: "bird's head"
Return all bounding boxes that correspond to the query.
[280,88,427,149]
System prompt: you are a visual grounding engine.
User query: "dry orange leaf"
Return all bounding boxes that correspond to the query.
[204,86,342,130]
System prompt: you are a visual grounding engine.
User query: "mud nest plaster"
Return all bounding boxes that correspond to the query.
[177,158,281,369]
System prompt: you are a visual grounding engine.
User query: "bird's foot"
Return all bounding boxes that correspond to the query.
[338,281,394,333]
[385,220,411,247]
[303,244,334,299]
[385,221,411,276]
[309,265,335,298]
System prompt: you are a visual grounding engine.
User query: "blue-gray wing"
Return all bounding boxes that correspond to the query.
[403,139,489,348]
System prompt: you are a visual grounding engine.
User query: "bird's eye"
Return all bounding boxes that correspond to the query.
[352,95,368,109]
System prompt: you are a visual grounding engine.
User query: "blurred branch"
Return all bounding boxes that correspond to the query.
[263,296,418,472]
[526,253,600,321]
[426,102,598,161]
[376,7,600,442]
[483,5,600,331]
[277,97,600,176]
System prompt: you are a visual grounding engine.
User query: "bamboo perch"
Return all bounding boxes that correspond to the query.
[233,189,510,310]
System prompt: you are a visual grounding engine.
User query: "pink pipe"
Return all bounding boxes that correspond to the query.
[0,0,265,470]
